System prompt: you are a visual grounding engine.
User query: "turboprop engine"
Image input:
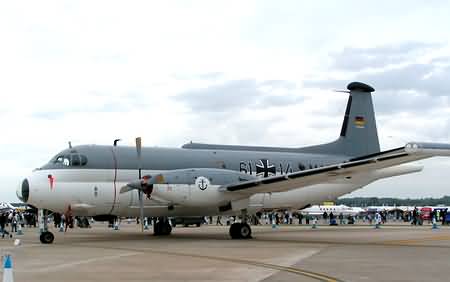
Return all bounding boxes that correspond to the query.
[121,168,256,207]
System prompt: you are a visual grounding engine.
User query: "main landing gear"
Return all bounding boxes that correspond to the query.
[229,222,252,239]
[153,217,172,236]
[229,209,252,239]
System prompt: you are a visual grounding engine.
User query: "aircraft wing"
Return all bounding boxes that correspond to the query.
[223,142,450,195]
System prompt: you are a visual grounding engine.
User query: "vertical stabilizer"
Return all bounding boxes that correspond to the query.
[299,82,380,157]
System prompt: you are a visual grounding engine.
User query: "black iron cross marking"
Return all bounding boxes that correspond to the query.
[256,159,276,177]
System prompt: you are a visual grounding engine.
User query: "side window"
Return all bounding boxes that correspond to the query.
[71,154,81,166]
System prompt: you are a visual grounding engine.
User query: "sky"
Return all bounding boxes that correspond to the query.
[1,1,450,201]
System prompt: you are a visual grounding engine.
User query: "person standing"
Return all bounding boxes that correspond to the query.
[0,213,10,238]
[329,212,335,225]
[322,211,328,224]
[11,212,18,233]
[64,206,73,232]
[216,215,223,226]
[412,207,418,225]
[442,209,447,225]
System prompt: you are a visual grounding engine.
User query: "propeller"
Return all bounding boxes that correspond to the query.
[136,137,144,232]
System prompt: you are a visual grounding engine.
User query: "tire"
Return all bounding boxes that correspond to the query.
[40,231,55,244]
[161,223,172,235]
[196,223,201,227]
[239,223,252,239]
[229,223,242,239]
[153,221,161,235]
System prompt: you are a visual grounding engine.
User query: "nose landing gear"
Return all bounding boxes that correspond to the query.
[40,231,55,244]
[39,209,55,244]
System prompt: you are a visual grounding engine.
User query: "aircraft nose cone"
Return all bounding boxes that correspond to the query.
[17,178,30,203]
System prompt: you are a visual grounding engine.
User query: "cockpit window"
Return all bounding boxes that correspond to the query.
[71,154,80,166]
[80,155,88,166]
[54,155,70,166]
[53,154,88,167]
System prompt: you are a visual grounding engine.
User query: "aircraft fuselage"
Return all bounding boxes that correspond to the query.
[19,145,414,217]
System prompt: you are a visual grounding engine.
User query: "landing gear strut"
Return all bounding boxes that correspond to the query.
[229,209,252,239]
[153,217,172,236]
[39,209,54,244]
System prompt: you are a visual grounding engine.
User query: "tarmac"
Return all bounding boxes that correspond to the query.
[1,222,450,282]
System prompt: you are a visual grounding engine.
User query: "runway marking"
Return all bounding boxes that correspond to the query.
[64,243,344,282]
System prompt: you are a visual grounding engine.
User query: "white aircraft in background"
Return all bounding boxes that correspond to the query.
[300,204,364,216]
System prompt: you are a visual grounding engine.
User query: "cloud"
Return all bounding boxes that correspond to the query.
[306,63,450,98]
[176,79,302,113]
[304,42,450,120]
[331,42,440,71]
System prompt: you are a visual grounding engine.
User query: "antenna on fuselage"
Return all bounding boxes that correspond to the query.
[68,141,72,149]
[113,139,121,146]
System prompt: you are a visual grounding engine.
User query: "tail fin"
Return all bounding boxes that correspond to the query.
[299,82,380,157]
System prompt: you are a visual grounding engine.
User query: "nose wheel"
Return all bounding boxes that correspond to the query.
[40,231,55,244]
[38,208,54,244]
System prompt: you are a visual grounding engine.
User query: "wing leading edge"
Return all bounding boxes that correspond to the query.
[223,142,450,195]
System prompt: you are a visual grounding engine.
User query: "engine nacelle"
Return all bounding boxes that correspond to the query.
[148,168,255,207]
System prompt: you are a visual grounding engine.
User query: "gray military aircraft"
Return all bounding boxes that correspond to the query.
[18,82,450,244]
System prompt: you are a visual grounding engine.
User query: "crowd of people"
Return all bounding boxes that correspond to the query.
[0,211,37,238]
[208,208,450,227]
[1,206,448,236]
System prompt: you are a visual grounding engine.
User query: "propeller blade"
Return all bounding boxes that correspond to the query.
[120,175,154,194]
[139,189,144,232]
[120,185,135,194]
[136,137,142,170]
[136,137,144,232]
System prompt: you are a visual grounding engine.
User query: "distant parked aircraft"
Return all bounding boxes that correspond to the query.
[300,204,364,216]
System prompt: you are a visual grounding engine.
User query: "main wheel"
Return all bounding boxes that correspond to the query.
[153,221,162,235]
[160,222,172,235]
[239,223,252,239]
[229,223,242,239]
[40,231,54,244]
[154,220,172,236]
